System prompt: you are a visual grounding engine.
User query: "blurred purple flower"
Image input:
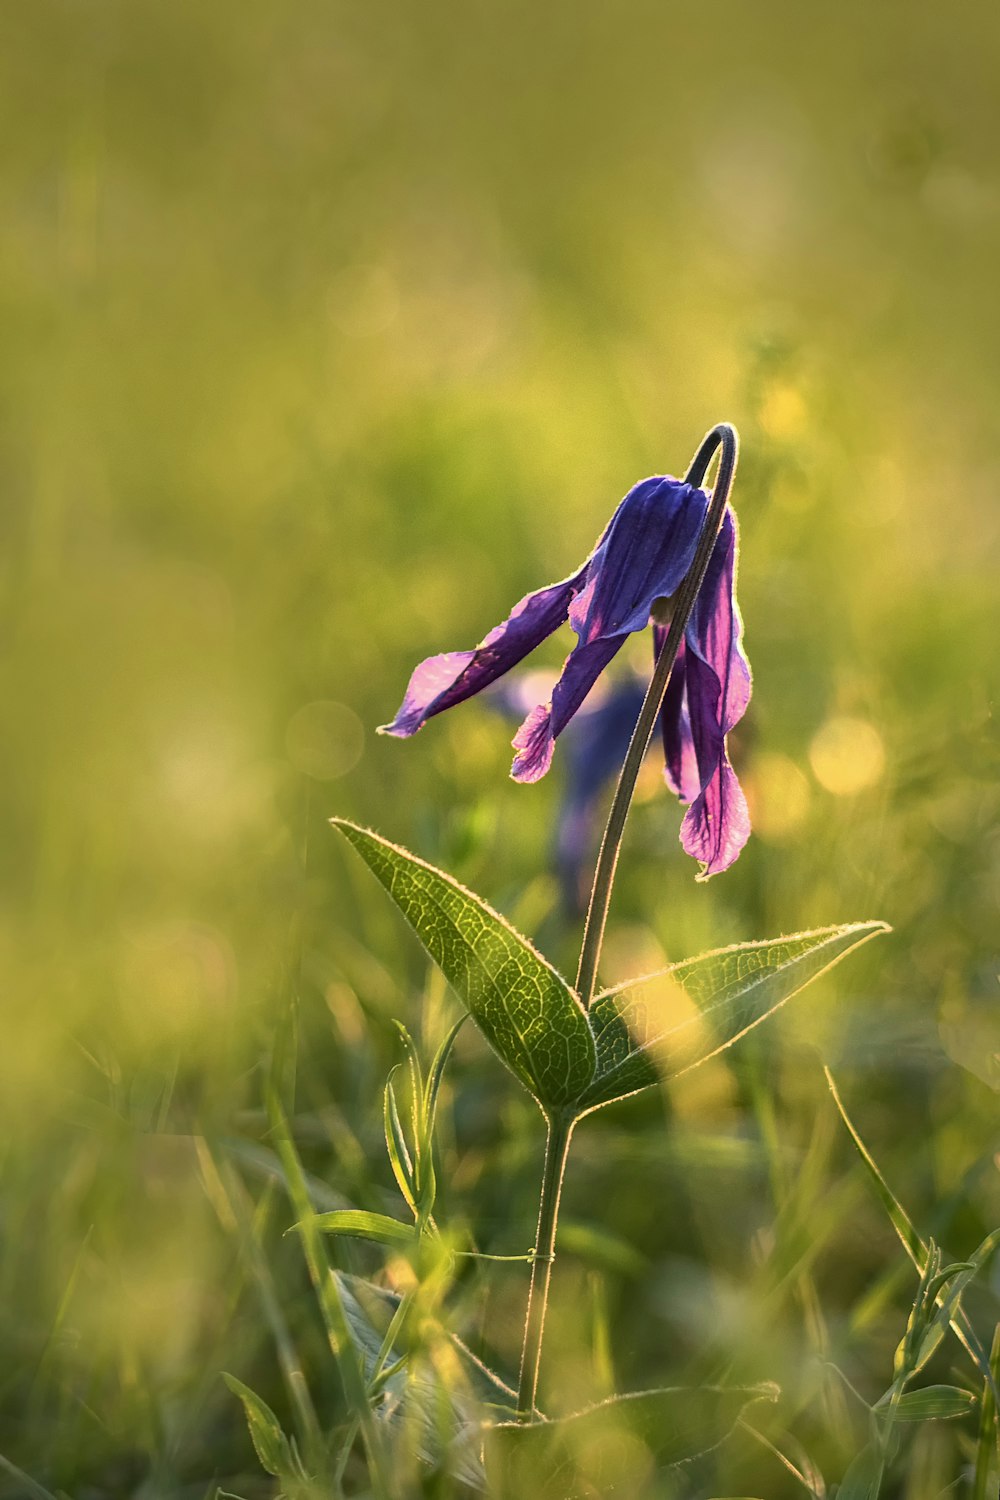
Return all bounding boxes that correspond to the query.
[491,670,650,913]
[380,477,751,877]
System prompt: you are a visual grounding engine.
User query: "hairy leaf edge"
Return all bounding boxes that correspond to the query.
[576,920,891,1114]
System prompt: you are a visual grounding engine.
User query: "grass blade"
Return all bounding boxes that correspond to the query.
[197,1137,323,1464]
[266,1080,390,1498]
[293,1210,417,1247]
[824,1067,999,1406]
[973,1323,1000,1500]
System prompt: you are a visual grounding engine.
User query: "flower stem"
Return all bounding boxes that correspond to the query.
[575,423,740,1009]
[516,1109,575,1417]
[515,426,739,1422]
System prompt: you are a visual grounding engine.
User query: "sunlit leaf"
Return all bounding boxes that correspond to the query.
[422,1014,467,1140]
[877,1385,977,1421]
[414,1014,466,1216]
[485,1383,778,1499]
[577,923,889,1112]
[383,1071,418,1215]
[332,820,596,1108]
[222,1373,294,1478]
[293,1209,417,1247]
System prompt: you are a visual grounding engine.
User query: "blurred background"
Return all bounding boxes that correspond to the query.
[1,1,998,1493]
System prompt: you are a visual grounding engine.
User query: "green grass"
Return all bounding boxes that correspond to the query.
[2,0,998,1494]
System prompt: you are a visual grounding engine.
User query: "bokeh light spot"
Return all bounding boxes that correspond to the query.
[760,383,807,439]
[809,716,885,796]
[286,699,364,780]
[746,751,811,840]
[117,920,237,1047]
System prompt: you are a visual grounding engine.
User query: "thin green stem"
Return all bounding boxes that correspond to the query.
[517,1110,575,1417]
[515,425,740,1422]
[575,423,739,1008]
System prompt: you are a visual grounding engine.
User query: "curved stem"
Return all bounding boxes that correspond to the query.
[516,1110,575,1417]
[574,423,739,1008]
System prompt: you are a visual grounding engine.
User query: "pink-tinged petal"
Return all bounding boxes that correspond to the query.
[380,649,477,738]
[674,507,752,877]
[680,761,751,878]
[511,634,626,782]
[686,508,751,734]
[656,630,700,802]
[379,568,587,738]
[509,703,556,782]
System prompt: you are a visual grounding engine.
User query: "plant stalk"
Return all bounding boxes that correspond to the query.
[516,1110,575,1417]
[575,423,739,1008]
[516,424,739,1421]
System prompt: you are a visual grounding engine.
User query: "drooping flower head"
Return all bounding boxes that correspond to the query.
[380,477,751,877]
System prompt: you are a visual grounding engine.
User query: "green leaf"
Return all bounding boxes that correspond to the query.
[837,1444,883,1500]
[485,1383,778,1499]
[924,1260,976,1308]
[422,1014,467,1141]
[577,923,889,1112]
[332,820,596,1109]
[383,1072,418,1215]
[335,1273,486,1488]
[877,1385,977,1421]
[334,1273,403,1383]
[292,1210,417,1248]
[222,1373,294,1478]
[415,1015,466,1218]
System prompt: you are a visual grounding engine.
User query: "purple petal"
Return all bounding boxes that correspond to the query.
[379,568,587,738]
[569,478,707,644]
[675,507,752,878]
[657,630,700,802]
[511,478,707,784]
[687,508,752,732]
[680,761,751,876]
[678,646,751,873]
[511,634,626,782]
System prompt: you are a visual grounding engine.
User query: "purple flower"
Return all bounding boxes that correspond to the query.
[380,477,752,877]
[487,670,651,913]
